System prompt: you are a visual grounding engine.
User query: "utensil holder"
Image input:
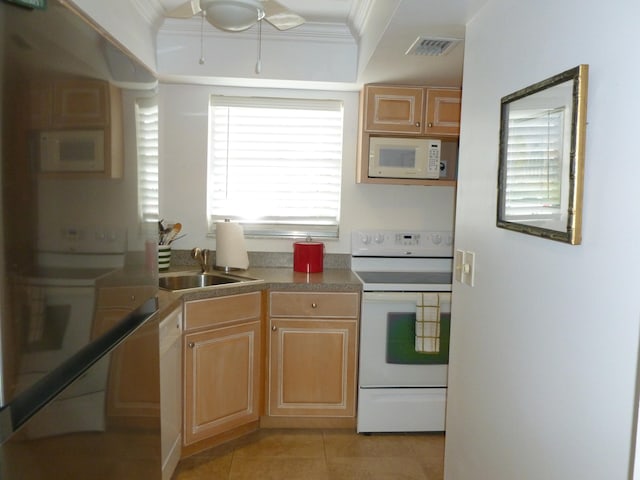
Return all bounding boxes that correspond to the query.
[158,245,171,271]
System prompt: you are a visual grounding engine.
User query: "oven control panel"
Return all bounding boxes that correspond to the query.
[351,230,453,257]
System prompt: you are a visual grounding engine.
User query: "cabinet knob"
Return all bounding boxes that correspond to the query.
[271,325,277,332]
[311,303,318,309]
[415,122,420,127]
[188,342,195,348]
[428,122,433,128]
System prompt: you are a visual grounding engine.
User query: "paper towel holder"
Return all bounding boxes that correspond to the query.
[214,219,250,272]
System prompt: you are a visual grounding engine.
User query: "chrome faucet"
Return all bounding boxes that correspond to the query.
[191,247,210,273]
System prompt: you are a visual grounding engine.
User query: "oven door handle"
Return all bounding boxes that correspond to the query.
[362,292,421,303]
[363,291,451,307]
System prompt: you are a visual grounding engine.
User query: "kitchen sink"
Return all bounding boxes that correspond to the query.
[159,272,256,291]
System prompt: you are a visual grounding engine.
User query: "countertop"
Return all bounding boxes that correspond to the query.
[154,266,362,315]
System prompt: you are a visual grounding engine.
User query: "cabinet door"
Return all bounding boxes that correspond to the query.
[92,285,157,339]
[160,308,182,480]
[27,81,52,129]
[364,85,424,134]
[183,321,261,445]
[52,79,109,127]
[425,88,461,136]
[269,318,357,417]
[105,318,160,423]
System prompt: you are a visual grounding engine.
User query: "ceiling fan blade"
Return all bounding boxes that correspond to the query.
[166,0,202,18]
[262,0,305,30]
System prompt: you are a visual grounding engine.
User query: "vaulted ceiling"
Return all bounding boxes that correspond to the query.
[137,0,488,88]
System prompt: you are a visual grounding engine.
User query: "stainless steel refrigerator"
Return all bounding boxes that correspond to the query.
[0,1,163,477]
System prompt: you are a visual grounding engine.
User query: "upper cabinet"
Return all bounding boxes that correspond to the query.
[364,85,424,135]
[363,85,461,137]
[27,78,124,179]
[28,79,120,129]
[358,84,461,186]
[52,79,112,128]
[424,88,462,137]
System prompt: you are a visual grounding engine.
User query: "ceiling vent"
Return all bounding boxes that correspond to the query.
[405,36,461,56]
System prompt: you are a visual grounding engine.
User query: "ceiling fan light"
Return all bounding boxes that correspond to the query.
[203,0,263,32]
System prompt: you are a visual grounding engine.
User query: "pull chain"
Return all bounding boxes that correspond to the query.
[199,11,205,65]
[255,17,262,74]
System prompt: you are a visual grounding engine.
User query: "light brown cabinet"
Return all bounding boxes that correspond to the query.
[92,285,156,339]
[52,79,112,127]
[268,291,359,418]
[29,78,117,128]
[91,285,159,424]
[358,84,461,186]
[27,78,123,178]
[363,84,461,137]
[424,88,462,137]
[159,307,183,480]
[182,292,262,447]
[364,85,424,135]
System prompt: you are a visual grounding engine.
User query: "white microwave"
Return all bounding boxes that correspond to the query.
[368,137,441,179]
[39,130,105,173]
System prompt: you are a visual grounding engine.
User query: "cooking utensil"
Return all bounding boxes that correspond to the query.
[164,222,182,244]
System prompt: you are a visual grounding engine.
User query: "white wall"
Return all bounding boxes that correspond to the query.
[70,0,157,73]
[446,0,640,479]
[159,83,456,254]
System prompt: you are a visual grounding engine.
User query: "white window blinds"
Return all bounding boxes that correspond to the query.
[135,98,159,222]
[207,95,344,237]
[502,107,565,221]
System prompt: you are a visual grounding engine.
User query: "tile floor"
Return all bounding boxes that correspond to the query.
[172,428,445,480]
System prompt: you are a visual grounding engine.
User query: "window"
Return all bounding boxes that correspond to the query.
[135,97,159,223]
[502,106,566,221]
[207,95,344,238]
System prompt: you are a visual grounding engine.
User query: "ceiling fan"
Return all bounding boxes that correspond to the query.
[166,0,305,32]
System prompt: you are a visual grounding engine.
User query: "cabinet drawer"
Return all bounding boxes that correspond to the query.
[270,291,359,318]
[96,285,156,309]
[185,291,261,331]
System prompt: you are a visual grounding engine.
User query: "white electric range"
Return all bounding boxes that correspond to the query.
[351,230,453,433]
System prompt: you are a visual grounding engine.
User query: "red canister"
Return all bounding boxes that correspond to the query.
[293,241,324,273]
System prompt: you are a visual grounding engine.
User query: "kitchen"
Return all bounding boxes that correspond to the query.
[1,1,640,480]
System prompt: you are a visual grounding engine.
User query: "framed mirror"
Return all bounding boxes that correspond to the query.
[497,65,589,244]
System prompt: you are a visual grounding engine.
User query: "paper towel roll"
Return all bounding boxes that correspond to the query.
[215,221,249,270]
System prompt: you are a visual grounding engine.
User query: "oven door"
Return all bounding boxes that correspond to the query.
[359,291,450,388]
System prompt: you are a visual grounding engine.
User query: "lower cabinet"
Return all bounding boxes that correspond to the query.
[268,291,359,417]
[93,285,159,423]
[182,291,262,446]
[159,307,183,480]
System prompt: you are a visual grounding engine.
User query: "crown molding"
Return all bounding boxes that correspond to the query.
[129,0,166,30]
[160,17,356,45]
[348,0,375,38]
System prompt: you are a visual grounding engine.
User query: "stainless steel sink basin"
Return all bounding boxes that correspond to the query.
[159,272,254,291]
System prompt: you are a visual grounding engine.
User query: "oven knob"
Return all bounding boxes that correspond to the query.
[432,233,442,245]
[360,234,372,245]
[445,234,453,245]
[374,233,384,244]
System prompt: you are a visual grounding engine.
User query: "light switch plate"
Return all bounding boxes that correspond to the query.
[454,249,465,283]
[464,250,475,287]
